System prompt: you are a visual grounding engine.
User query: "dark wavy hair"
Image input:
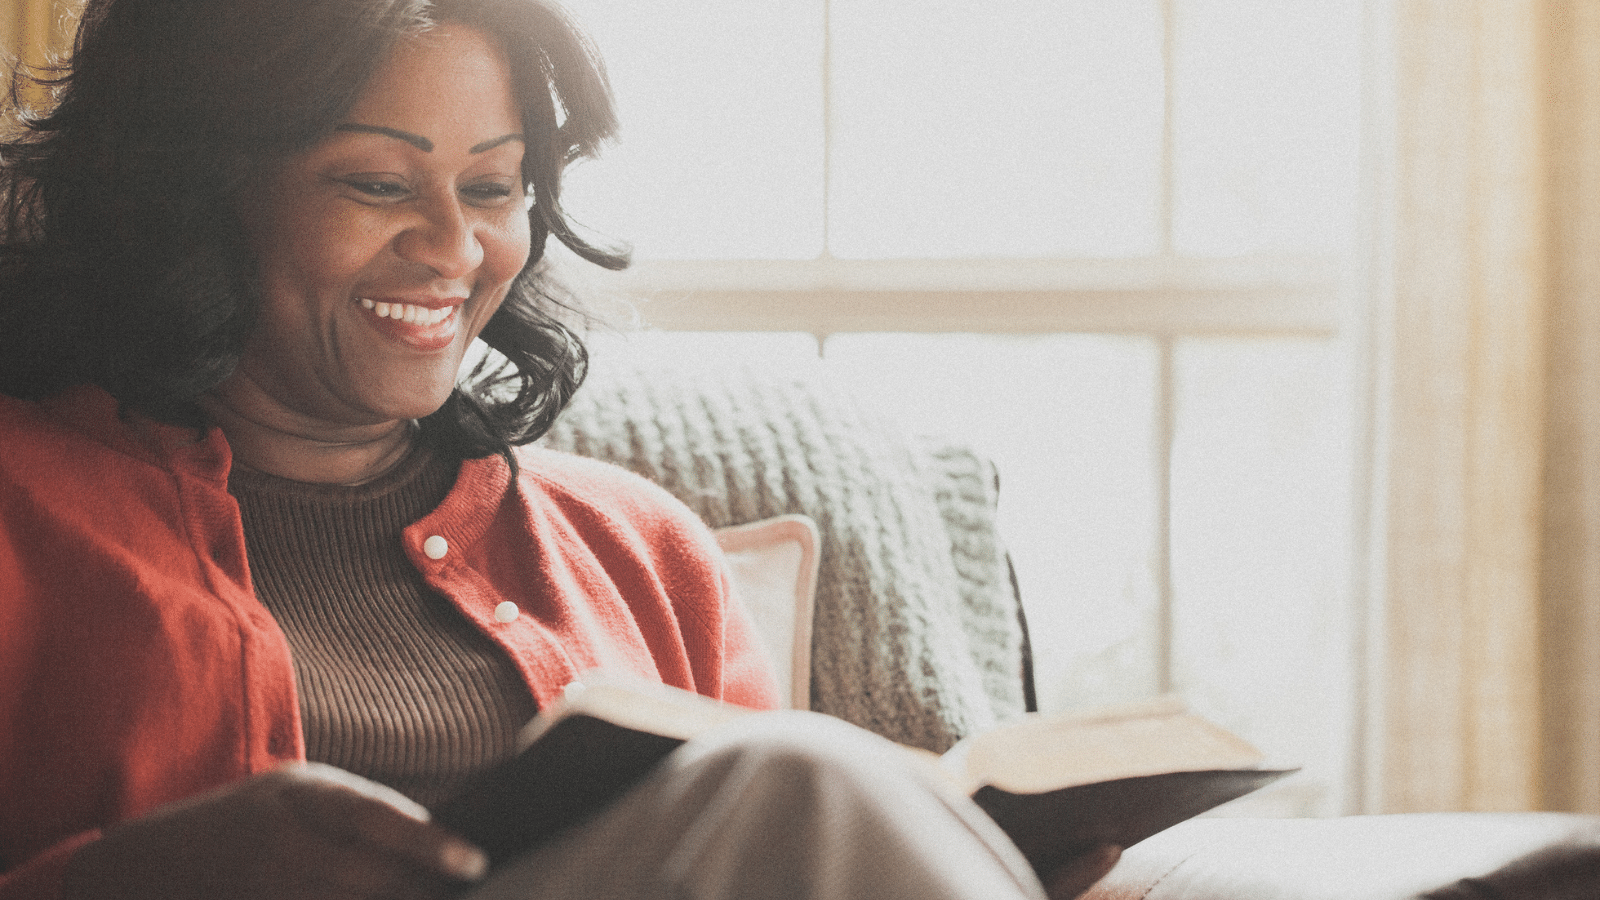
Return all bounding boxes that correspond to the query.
[0,0,626,461]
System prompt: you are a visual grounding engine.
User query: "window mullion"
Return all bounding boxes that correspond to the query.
[821,0,834,260]
[1161,0,1177,259]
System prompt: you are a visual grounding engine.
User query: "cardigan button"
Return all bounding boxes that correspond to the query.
[493,601,520,623]
[423,535,449,560]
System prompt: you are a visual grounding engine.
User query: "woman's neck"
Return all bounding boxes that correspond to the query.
[200,380,418,486]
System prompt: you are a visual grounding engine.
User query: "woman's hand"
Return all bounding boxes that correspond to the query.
[1043,844,1122,900]
[64,762,488,900]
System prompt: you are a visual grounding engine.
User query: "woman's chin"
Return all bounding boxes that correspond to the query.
[370,392,457,425]
[341,346,477,424]
[335,379,460,428]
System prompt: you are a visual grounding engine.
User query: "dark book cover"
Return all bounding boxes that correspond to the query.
[432,713,688,869]
[974,767,1296,876]
[428,677,1295,876]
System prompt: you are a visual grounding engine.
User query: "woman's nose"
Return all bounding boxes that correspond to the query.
[395,196,484,278]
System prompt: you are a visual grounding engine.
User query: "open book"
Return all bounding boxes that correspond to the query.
[431,673,1295,877]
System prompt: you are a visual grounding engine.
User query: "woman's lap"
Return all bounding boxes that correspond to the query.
[464,711,1047,900]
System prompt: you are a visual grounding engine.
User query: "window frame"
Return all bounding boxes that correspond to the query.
[601,255,1345,337]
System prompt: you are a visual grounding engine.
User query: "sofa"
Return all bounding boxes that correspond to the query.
[543,333,1600,899]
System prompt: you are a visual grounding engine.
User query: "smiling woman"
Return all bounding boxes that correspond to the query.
[0,0,623,466]
[0,1,1122,900]
[206,25,535,484]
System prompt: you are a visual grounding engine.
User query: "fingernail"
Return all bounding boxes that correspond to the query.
[442,841,489,881]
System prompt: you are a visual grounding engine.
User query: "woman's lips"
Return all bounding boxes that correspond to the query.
[358,297,461,351]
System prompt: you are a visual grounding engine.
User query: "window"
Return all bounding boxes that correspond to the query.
[559,0,1368,816]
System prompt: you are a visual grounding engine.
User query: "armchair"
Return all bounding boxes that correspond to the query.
[545,334,1600,900]
[542,335,1031,751]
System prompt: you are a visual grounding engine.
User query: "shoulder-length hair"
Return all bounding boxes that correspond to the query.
[0,0,625,460]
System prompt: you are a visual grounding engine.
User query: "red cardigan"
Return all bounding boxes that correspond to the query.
[0,386,779,900]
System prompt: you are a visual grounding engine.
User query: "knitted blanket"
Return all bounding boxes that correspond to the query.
[540,338,1028,751]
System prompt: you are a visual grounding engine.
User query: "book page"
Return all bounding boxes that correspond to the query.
[949,698,1265,795]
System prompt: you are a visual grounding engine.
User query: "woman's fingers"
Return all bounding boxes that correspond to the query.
[1043,844,1122,900]
[64,765,486,900]
[276,763,489,882]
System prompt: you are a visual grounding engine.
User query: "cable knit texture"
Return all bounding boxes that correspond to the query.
[539,340,1027,751]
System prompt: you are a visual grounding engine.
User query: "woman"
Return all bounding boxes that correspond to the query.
[0,1,1117,898]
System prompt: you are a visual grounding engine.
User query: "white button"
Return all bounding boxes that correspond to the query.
[493,601,519,623]
[423,535,448,560]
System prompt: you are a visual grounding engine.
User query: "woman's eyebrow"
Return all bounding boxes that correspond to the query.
[333,124,523,155]
[470,133,524,154]
[335,123,434,152]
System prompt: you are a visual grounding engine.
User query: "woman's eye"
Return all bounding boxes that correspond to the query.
[462,182,519,206]
[339,178,409,200]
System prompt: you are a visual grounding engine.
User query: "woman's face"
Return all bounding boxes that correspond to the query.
[232,24,531,430]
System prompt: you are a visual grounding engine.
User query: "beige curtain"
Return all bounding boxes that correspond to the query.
[1378,0,1546,814]
[2,0,60,57]
[2,0,69,98]
[1539,0,1600,814]
[1380,0,1600,814]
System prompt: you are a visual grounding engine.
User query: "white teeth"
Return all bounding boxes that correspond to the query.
[357,298,453,326]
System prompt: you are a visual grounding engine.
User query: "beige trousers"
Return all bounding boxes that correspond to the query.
[465,710,1049,900]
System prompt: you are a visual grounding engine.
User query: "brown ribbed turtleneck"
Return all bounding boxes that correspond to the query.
[230,445,537,808]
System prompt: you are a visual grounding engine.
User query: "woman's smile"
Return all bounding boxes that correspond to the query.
[358,296,465,351]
